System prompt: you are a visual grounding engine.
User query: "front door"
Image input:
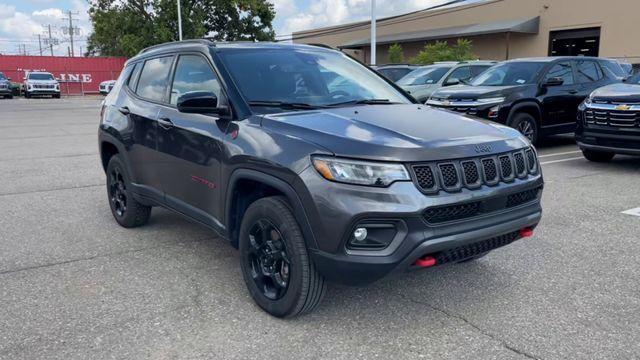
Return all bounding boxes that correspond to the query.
[156,53,228,230]
[540,61,582,132]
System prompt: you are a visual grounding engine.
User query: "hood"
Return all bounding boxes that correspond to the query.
[432,84,525,100]
[590,83,640,103]
[261,104,528,162]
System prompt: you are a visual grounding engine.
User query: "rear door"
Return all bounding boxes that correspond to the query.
[540,60,582,130]
[125,55,175,198]
[155,53,228,230]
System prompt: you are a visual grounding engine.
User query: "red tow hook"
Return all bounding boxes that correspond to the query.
[414,256,437,268]
[520,227,534,238]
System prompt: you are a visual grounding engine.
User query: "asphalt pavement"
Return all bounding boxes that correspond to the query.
[1,97,639,359]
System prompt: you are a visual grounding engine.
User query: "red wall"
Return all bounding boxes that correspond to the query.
[0,55,127,94]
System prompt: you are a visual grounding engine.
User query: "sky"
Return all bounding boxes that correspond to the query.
[0,0,447,56]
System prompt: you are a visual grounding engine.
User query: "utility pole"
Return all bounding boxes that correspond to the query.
[37,34,43,55]
[370,0,376,65]
[62,10,80,57]
[177,0,183,41]
[44,25,57,56]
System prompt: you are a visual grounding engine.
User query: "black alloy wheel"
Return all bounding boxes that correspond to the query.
[108,166,127,218]
[105,155,151,228]
[246,219,291,300]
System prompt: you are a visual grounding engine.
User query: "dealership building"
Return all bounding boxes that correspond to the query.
[292,0,640,66]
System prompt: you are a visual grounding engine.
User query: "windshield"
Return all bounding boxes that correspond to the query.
[28,73,54,80]
[377,67,413,82]
[471,62,545,86]
[397,66,452,86]
[218,48,410,111]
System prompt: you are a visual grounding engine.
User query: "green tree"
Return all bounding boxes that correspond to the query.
[86,0,276,57]
[411,39,476,65]
[387,43,404,63]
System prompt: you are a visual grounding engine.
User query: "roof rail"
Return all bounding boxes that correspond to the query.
[140,39,214,54]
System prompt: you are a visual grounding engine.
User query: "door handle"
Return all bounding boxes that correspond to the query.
[568,90,578,94]
[157,117,174,129]
[118,106,130,115]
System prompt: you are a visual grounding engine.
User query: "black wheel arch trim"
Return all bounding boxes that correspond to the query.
[99,131,135,180]
[225,168,319,251]
[507,101,542,126]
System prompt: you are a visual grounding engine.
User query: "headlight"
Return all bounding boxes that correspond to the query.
[584,91,595,105]
[477,97,505,104]
[312,156,410,187]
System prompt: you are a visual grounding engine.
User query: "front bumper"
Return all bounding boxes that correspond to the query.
[299,166,543,285]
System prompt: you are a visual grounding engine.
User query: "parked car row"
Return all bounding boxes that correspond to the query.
[377,57,638,161]
[0,71,118,99]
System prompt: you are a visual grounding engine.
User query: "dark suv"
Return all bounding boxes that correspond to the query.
[99,41,543,317]
[427,57,619,143]
[0,72,12,99]
[576,73,640,161]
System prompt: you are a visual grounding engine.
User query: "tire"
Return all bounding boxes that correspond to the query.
[105,155,151,228]
[510,112,539,144]
[239,196,326,318]
[53,94,61,99]
[6,95,13,99]
[24,92,30,99]
[582,149,615,162]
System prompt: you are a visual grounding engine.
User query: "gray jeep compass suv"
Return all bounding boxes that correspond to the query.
[99,40,543,317]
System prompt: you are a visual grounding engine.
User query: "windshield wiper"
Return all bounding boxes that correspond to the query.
[326,98,398,107]
[248,101,324,110]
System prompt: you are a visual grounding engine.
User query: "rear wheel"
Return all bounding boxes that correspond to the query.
[582,149,615,162]
[239,196,326,318]
[106,155,151,228]
[510,112,539,144]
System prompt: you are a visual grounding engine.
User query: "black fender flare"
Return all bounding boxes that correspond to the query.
[225,168,318,250]
[99,131,135,181]
[507,101,542,127]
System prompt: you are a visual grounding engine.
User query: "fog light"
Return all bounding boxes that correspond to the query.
[353,228,368,242]
[347,222,398,250]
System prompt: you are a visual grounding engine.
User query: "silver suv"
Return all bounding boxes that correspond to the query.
[398,61,495,103]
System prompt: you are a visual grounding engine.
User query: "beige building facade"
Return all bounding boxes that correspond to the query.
[292,0,640,65]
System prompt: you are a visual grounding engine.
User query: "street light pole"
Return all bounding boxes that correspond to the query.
[370,0,376,65]
[177,0,183,41]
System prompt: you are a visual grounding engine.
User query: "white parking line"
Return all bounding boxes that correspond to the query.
[540,156,584,165]
[538,150,582,158]
[622,208,640,217]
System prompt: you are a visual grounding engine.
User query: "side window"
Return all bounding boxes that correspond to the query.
[127,63,142,90]
[170,55,221,105]
[545,62,574,85]
[136,56,174,102]
[575,60,603,83]
[446,66,472,84]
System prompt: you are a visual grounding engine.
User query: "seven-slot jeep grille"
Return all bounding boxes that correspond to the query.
[412,148,538,194]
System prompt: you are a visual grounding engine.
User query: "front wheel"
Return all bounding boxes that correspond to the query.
[582,149,615,162]
[510,113,539,144]
[239,196,326,318]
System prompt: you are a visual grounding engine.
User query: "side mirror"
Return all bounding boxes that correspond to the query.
[444,78,460,86]
[7,77,10,81]
[544,77,564,87]
[177,91,229,116]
